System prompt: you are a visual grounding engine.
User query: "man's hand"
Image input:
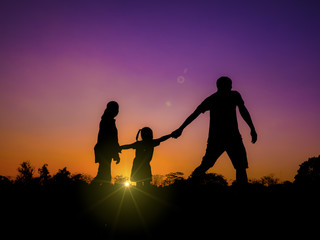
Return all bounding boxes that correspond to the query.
[251,129,257,144]
[171,128,183,139]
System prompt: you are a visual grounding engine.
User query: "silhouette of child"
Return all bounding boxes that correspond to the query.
[93,101,121,184]
[120,127,172,187]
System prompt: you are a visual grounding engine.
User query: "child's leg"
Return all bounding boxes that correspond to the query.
[143,181,151,188]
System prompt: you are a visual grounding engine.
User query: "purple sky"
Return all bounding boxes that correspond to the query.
[1,0,320,181]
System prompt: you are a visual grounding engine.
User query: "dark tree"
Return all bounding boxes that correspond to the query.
[38,164,51,185]
[0,175,12,185]
[200,173,228,186]
[258,174,280,187]
[52,167,71,184]
[71,173,92,184]
[163,172,184,186]
[16,161,35,185]
[152,174,165,187]
[114,175,129,185]
[294,155,320,185]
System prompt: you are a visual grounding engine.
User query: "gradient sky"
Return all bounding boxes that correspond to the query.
[1,0,320,182]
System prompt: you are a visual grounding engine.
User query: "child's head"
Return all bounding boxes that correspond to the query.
[136,127,153,141]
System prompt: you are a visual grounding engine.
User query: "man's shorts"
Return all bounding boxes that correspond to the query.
[202,136,248,170]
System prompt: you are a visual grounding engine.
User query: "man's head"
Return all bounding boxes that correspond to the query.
[106,101,119,118]
[216,76,232,92]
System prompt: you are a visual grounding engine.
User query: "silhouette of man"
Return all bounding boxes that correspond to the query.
[93,101,120,184]
[172,77,257,184]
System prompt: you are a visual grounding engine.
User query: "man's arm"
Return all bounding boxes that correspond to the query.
[172,108,202,138]
[238,104,257,143]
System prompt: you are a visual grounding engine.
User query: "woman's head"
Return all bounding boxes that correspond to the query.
[104,101,119,118]
[136,127,153,141]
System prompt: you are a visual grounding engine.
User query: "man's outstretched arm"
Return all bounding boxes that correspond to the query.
[172,109,202,138]
[238,104,257,143]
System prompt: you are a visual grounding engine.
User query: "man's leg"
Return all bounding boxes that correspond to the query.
[191,158,214,177]
[236,168,248,184]
[191,143,224,178]
[227,137,249,184]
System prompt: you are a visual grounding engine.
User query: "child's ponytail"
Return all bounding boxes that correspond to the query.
[136,129,142,141]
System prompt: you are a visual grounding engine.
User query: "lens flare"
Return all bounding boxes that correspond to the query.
[124,181,131,187]
[177,76,185,84]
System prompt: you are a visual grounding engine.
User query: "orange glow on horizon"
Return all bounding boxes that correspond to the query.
[1,1,320,183]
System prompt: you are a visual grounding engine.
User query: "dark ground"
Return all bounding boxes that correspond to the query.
[1,181,319,239]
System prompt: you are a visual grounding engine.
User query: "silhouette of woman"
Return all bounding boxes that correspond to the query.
[93,101,121,184]
[121,127,172,187]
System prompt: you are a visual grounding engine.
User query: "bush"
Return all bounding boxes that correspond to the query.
[294,155,320,186]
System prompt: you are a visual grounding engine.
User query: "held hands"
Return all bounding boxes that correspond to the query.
[171,128,183,139]
[171,127,257,143]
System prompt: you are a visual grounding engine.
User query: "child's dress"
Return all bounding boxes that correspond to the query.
[130,140,160,183]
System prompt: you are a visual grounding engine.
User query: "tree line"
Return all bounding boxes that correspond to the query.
[1,155,319,187]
